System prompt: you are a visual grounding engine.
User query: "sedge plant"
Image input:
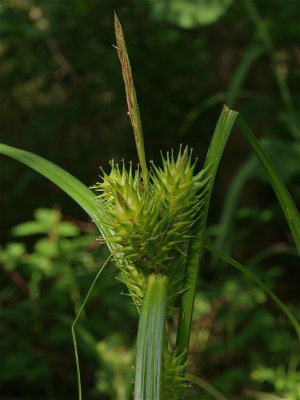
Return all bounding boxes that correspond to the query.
[1,14,300,400]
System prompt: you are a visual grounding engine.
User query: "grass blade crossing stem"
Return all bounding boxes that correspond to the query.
[187,374,229,400]
[72,255,112,400]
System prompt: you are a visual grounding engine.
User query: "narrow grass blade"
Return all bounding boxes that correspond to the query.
[215,156,257,255]
[176,106,238,352]
[176,104,300,353]
[135,274,168,400]
[187,374,229,400]
[246,245,298,269]
[226,44,264,107]
[205,244,300,340]
[244,388,286,400]
[244,0,300,138]
[236,114,300,254]
[0,143,111,242]
[72,254,112,400]
[178,92,227,136]
[114,13,148,185]
[178,91,254,137]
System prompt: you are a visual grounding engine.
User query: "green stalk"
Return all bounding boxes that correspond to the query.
[176,106,238,352]
[176,104,300,355]
[134,274,168,400]
[114,13,148,186]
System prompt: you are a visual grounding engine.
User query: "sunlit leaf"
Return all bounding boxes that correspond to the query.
[149,0,234,28]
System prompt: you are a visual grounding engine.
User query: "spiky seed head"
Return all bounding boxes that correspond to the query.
[161,349,189,399]
[94,147,209,308]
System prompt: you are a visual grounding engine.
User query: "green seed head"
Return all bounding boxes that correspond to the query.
[94,147,209,307]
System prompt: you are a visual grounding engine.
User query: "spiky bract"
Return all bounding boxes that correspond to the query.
[161,349,189,400]
[94,146,209,308]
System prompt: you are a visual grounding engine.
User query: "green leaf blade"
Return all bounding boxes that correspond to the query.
[0,143,111,242]
[205,244,300,340]
[176,105,300,355]
[176,106,238,351]
[236,115,300,254]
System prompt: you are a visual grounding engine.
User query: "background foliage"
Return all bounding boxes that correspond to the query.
[1,1,299,399]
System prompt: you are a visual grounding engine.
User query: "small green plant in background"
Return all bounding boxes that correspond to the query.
[0,208,136,400]
[249,364,300,400]
[1,14,299,400]
[3,207,83,303]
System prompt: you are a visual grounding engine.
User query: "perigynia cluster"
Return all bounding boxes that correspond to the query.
[94,146,210,308]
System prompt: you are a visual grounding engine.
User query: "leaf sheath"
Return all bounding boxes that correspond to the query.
[134,274,168,400]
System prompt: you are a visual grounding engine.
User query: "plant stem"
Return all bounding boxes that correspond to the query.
[114,13,148,185]
[134,274,168,400]
[176,106,238,352]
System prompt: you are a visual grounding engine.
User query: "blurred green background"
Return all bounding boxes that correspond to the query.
[1,1,299,399]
